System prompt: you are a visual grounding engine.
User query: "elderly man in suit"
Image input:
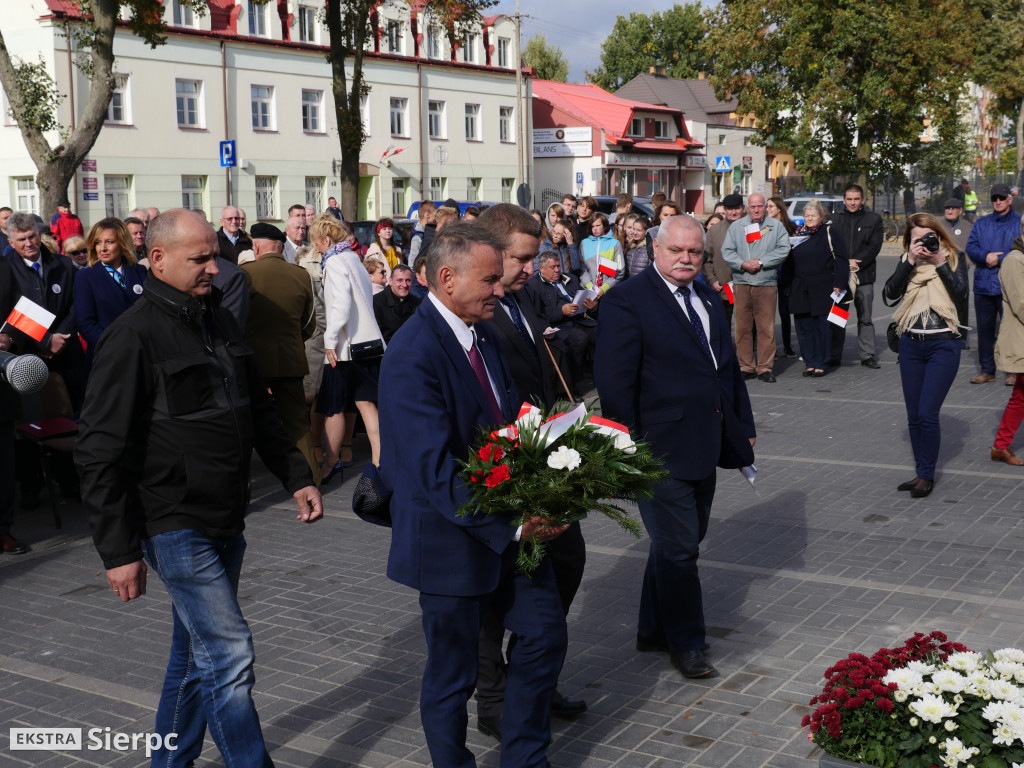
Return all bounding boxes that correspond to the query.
[379,222,568,768]
[216,206,252,265]
[241,222,319,483]
[595,214,756,679]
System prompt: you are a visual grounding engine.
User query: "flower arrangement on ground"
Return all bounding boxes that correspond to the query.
[802,630,1024,767]
[457,401,667,574]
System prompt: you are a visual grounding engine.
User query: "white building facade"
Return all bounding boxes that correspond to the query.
[1,0,530,224]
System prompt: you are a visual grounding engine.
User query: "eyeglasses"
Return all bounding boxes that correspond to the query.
[992,195,1009,202]
[69,249,88,256]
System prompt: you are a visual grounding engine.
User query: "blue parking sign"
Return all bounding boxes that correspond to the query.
[220,140,236,168]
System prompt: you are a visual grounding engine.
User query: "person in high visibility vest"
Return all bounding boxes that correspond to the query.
[964,183,979,222]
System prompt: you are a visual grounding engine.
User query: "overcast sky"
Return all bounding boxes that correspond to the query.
[494,0,712,84]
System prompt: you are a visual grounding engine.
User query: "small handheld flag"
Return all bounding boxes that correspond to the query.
[3,297,56,342]
[597,256,617,278]
[827,303,849,328]
[723,281,735,304]
[744,223,762,244]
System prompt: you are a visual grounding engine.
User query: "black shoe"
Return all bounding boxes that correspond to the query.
[897,477,921,492]
[670,650,716,678]
[910,478,934,498]
[861,357,881,369]
[477,715,501,742]
[783,348,797,358]
[551,689,587,719]
[758,372,776,383]
[962,343,971,350]
[742,372,757,380]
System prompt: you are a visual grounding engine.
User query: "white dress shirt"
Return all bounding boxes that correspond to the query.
[657,273,718,368]
[427,292,502,405]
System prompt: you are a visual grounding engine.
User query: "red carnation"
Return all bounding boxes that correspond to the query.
[485,465,511,488]
[478,443,504,464]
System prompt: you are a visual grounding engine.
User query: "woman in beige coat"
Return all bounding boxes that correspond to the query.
[991,231,1024,465]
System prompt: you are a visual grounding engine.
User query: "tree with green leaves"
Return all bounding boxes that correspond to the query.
[587,4,708,92]
[971,1,1024,182]
[522,34,568,82]
[0,0,208,220]
[704,0,985,188]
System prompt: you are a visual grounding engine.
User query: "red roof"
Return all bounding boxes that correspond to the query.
[533,79,697,147]
[42,0,81,14]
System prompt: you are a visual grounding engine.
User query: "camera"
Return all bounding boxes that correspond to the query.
[918,232,940,253]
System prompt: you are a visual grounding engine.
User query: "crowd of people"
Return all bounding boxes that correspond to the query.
[3,180,1024,768]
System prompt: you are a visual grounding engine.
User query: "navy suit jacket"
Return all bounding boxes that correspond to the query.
[74,262,148,350]
[380,296,520,596]
[594,265,755,481]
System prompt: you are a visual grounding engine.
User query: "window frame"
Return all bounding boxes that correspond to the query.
[653,119,669,139]
[297,5,317,43]
[255,175,278,220]
[426,26,441,58]
[248,0,268,37]
[360,93,371,135]
[501,177,514,204]
[175,78,205,129]
[301,89,325,133]
[105,72,132,125]
[390,97,408,138]
[171,0,196,28]
[627,117,642,137]
[181,175,206,212]
[499,105,514,143]
[386,20,403,54]
[430,177,445,201]
[461,33,477,63]
[250,84,276,131]
[428,100,446,140]
[466,177,481,202]
[497,37,510,68]
[464,103,480,141]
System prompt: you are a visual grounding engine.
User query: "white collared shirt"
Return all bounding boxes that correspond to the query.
[427,292,502,404]
[657,273,718,368]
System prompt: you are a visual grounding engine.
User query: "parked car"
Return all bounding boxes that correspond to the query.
[784,195,845,226]
[351,217,418,261]
[591,195,655,222]
[406,200,501,219]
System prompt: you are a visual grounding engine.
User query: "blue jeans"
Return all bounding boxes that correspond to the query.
[975,293,1002,374]
[794,314,830,370]
[897,335,961,481]
[141,530,273,768]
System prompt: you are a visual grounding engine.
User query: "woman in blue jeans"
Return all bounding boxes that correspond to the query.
[883,213,969,498]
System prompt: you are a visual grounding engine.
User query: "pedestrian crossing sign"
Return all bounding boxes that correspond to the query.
[715,156,731,172]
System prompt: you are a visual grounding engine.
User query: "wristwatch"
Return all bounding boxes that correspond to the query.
[756,259,763,269]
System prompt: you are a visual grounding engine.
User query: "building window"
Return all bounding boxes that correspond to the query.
[302,89,323,133]
[175,79,203,128]
[392,178,407,217]
[718,134,726,144]
[297,5,317,43]
[466,177,481,201]
[305,176,324,211]
[14,177,39,215]
[499,106,514,143]
[464,103,480,141]
[501,177,514,204]
[181,175,205,211]
[497,38,510,68]
[106,73,131,124]
[390,97,407,137]
[430,177,445,200]
[428,100,445,139]
[360,93,370,135]
[461,33,477,63]
[743,136,750,146]
[255,175,277,219]
[104,175,130,218]
[386,21,402,54]
[627,118,642,137]
[654,119,668,139]
[248,0,267,36]
[426,26,441,58]
[251,85,275,130]
[171,0,194,27]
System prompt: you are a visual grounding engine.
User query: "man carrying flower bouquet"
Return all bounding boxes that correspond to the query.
[378,222,569,768]
[595,214,756,679]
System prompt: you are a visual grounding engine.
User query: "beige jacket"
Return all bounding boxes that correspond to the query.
[701,218,735,292]
[995,239,1024,373]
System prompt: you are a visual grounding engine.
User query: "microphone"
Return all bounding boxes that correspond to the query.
[0,350,49,395]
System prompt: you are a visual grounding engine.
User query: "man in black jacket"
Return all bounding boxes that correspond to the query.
[833,184,884,369]
[0,259,26,554]
[216,205,253,264]
[372,264,420,343]
[75,208,322,768]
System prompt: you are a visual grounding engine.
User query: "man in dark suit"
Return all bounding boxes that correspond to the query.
[0,258,27,553]
[524,252,597,391]
[473,204,587,741]
[241,223,318,484]
[372,264,420,343]
[216,206,253,265]
[594,214,756,679]
[379,222,568,768]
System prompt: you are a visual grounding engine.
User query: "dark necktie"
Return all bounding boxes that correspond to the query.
[499,295,538,362]
[105,265,126,290]
[31,262,42,280]
[679,286,714,363]
[468,333,503,423]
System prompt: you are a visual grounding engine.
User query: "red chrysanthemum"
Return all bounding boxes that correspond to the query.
[484,465,511,488]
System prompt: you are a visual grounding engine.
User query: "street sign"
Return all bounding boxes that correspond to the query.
[220,140,236,168]
[516,183,531,208]
[83,192,98,201]
[715,156,731,172]
[575,171,583,185]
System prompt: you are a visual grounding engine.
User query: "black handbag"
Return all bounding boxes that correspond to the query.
[886,322,901,354]
[349,338,385,361]
[351,462,392,527]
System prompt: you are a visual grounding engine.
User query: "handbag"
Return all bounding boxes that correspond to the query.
[351,462,393,527]
[886,321,900,354]
[349,338,385,361]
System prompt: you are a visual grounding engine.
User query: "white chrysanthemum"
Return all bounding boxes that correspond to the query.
[907,660,937,674]
[932,670,968,694]
[1002,705,1024,728]
[983,701,1013,723]
[946,652,982,673]
[995,649,1024,664]
[910,694,957,724]
[612,432,637,455]
[941,737,979,761]
[884,668,924,689]
[516,407,542,432]
[987,679,1019,701]
[944,720,958,732]
[993,723,1017,746]
[546,446,581,471]
[894,689,909,703]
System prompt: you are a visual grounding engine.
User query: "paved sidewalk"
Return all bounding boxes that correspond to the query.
[4,252,1024,768]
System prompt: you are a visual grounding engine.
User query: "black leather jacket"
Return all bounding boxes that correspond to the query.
[883,255,969,331]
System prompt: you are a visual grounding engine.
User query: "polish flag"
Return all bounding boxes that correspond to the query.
[597,256,617,277]
[723,281,735,304]
[744,223,762,243]
[3,297,56,342]
[380,143,395,160]
[827,304,849,328]
[389,146,406,157]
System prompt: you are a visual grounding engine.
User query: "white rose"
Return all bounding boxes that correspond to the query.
[613,432,637,455]
[547,446,581,471]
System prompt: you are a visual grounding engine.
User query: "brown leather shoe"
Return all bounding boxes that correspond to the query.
[991,448,1024,466]
[1007,374,1018,387]
[0,534,27,554]
[971,373,996,384]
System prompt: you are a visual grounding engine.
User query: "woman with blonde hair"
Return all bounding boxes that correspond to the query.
[883,213,968,498]
[309,214,386,480]
[62,234,89,269]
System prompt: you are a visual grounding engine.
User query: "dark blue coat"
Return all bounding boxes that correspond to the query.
[966,208,1023,295]
[594,265,755,480]
[74,262,148,351]
[379,297,519,596]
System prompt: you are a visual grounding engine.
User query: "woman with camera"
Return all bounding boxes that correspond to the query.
[883,213,968,498]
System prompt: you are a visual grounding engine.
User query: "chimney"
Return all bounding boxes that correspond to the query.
[649,65,667,77]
